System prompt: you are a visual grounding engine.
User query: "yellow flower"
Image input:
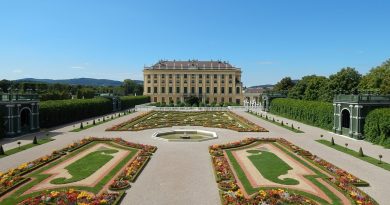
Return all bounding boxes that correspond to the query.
[50,191,59,197]
[259,190,267,198]
[235,189,244,198]
[100,199,108,204]
[68,188,75,193]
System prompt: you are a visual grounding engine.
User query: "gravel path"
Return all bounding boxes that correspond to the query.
[0,110,389,204]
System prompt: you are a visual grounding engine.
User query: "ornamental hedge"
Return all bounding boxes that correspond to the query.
[269,98,333,130]
[39,96,150,128]
[39,98,113,128]
[364,108,390,148]
[120,96,149,110]
[0,108,4,139]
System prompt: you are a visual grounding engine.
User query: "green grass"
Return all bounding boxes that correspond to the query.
[51,148,118,184]
[247,111,304,133]
[316,139,390,171]
[71,111,134,132]
[224,142,349,205]
[0,138,54,158]
[1,141,138,205]
[247,150,299,185]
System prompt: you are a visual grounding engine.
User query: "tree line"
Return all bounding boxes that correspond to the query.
[272,59,390,101]
[0,79,144,101]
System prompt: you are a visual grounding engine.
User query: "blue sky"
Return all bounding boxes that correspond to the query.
[0,0,389,86]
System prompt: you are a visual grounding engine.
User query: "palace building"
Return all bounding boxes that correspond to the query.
[143,60,244,105]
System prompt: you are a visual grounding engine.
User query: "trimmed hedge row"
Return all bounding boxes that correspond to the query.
[0,108,4,139]
[120,96,150,110]
[364,108,390,148]
[39,98,112,128]
[269,98,333,130]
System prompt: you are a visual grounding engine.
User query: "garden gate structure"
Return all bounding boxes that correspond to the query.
[260,92,287,112]
[0,92,40,137]
[333,94,390,139]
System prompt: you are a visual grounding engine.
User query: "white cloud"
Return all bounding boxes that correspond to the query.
[71,66,85,69]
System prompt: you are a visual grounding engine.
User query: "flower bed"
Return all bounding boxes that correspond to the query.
[109,179,131,191]
[210,138,378,205]
[18,189,124,205]
[0,152,62,197]
[220,188,316,205]
[1,137,156,205]
[106,111,268,132]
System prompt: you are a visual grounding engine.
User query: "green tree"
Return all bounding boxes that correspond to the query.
[288,75,328,100]
[273,77,295,92]
[320,67,362,102]
[359,59,390,94]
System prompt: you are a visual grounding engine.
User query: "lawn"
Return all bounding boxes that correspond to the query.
[247,150,299,185]
[51,148,118,184]
[107,111,267,132]
[223,142,347,205]
[316,139,390,171]
[0,139,149,205]
[0,137,53,159]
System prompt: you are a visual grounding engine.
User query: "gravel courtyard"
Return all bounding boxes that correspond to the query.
[1,110,390,204]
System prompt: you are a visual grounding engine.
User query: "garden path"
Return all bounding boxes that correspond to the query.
[0,110,389,204]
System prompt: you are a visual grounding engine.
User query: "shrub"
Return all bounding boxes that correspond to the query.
[269,98,333,130]
[80,122,84,129]
[331,137,335,145]
[33,136,38,144]
[0,145,4,155]
[364,108,390,147]
[359,147,364,157]
[120,96,150,110]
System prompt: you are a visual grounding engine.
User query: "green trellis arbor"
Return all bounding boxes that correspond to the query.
[0,93,40,137]
[333,94,390,139]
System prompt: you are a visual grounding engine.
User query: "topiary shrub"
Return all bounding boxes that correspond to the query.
[331,137,335,145]
[359,147,364,157]
[0,145,4,155]
[80,122,84,129]
[33,136,38,144]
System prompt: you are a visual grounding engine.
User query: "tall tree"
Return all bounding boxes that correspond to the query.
[273,77,295,92]
[359,59,390,94]
[320,67,361,101]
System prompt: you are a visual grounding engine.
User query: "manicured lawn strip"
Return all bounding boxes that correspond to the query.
[1,141,138,205]
[247,150,299,185]
[71,111,135,132]
[225,141,350,205]
[51,148,118,184]
[273,143,355,205]
[247,111,304,133]
[316,139,390,172]
[0,138,54,159]
[225,149,331,204]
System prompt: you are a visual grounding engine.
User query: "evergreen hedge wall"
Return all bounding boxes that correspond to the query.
[120,96,150,110]
[364,108,390,148]
[0,108,4,139]
[269,98,334,130]
[39,98,112,128]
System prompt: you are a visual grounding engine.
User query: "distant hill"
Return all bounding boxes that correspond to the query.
[15,78,143,87]
[249,84,274,89]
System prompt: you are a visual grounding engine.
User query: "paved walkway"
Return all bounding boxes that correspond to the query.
[0,110,389,204]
